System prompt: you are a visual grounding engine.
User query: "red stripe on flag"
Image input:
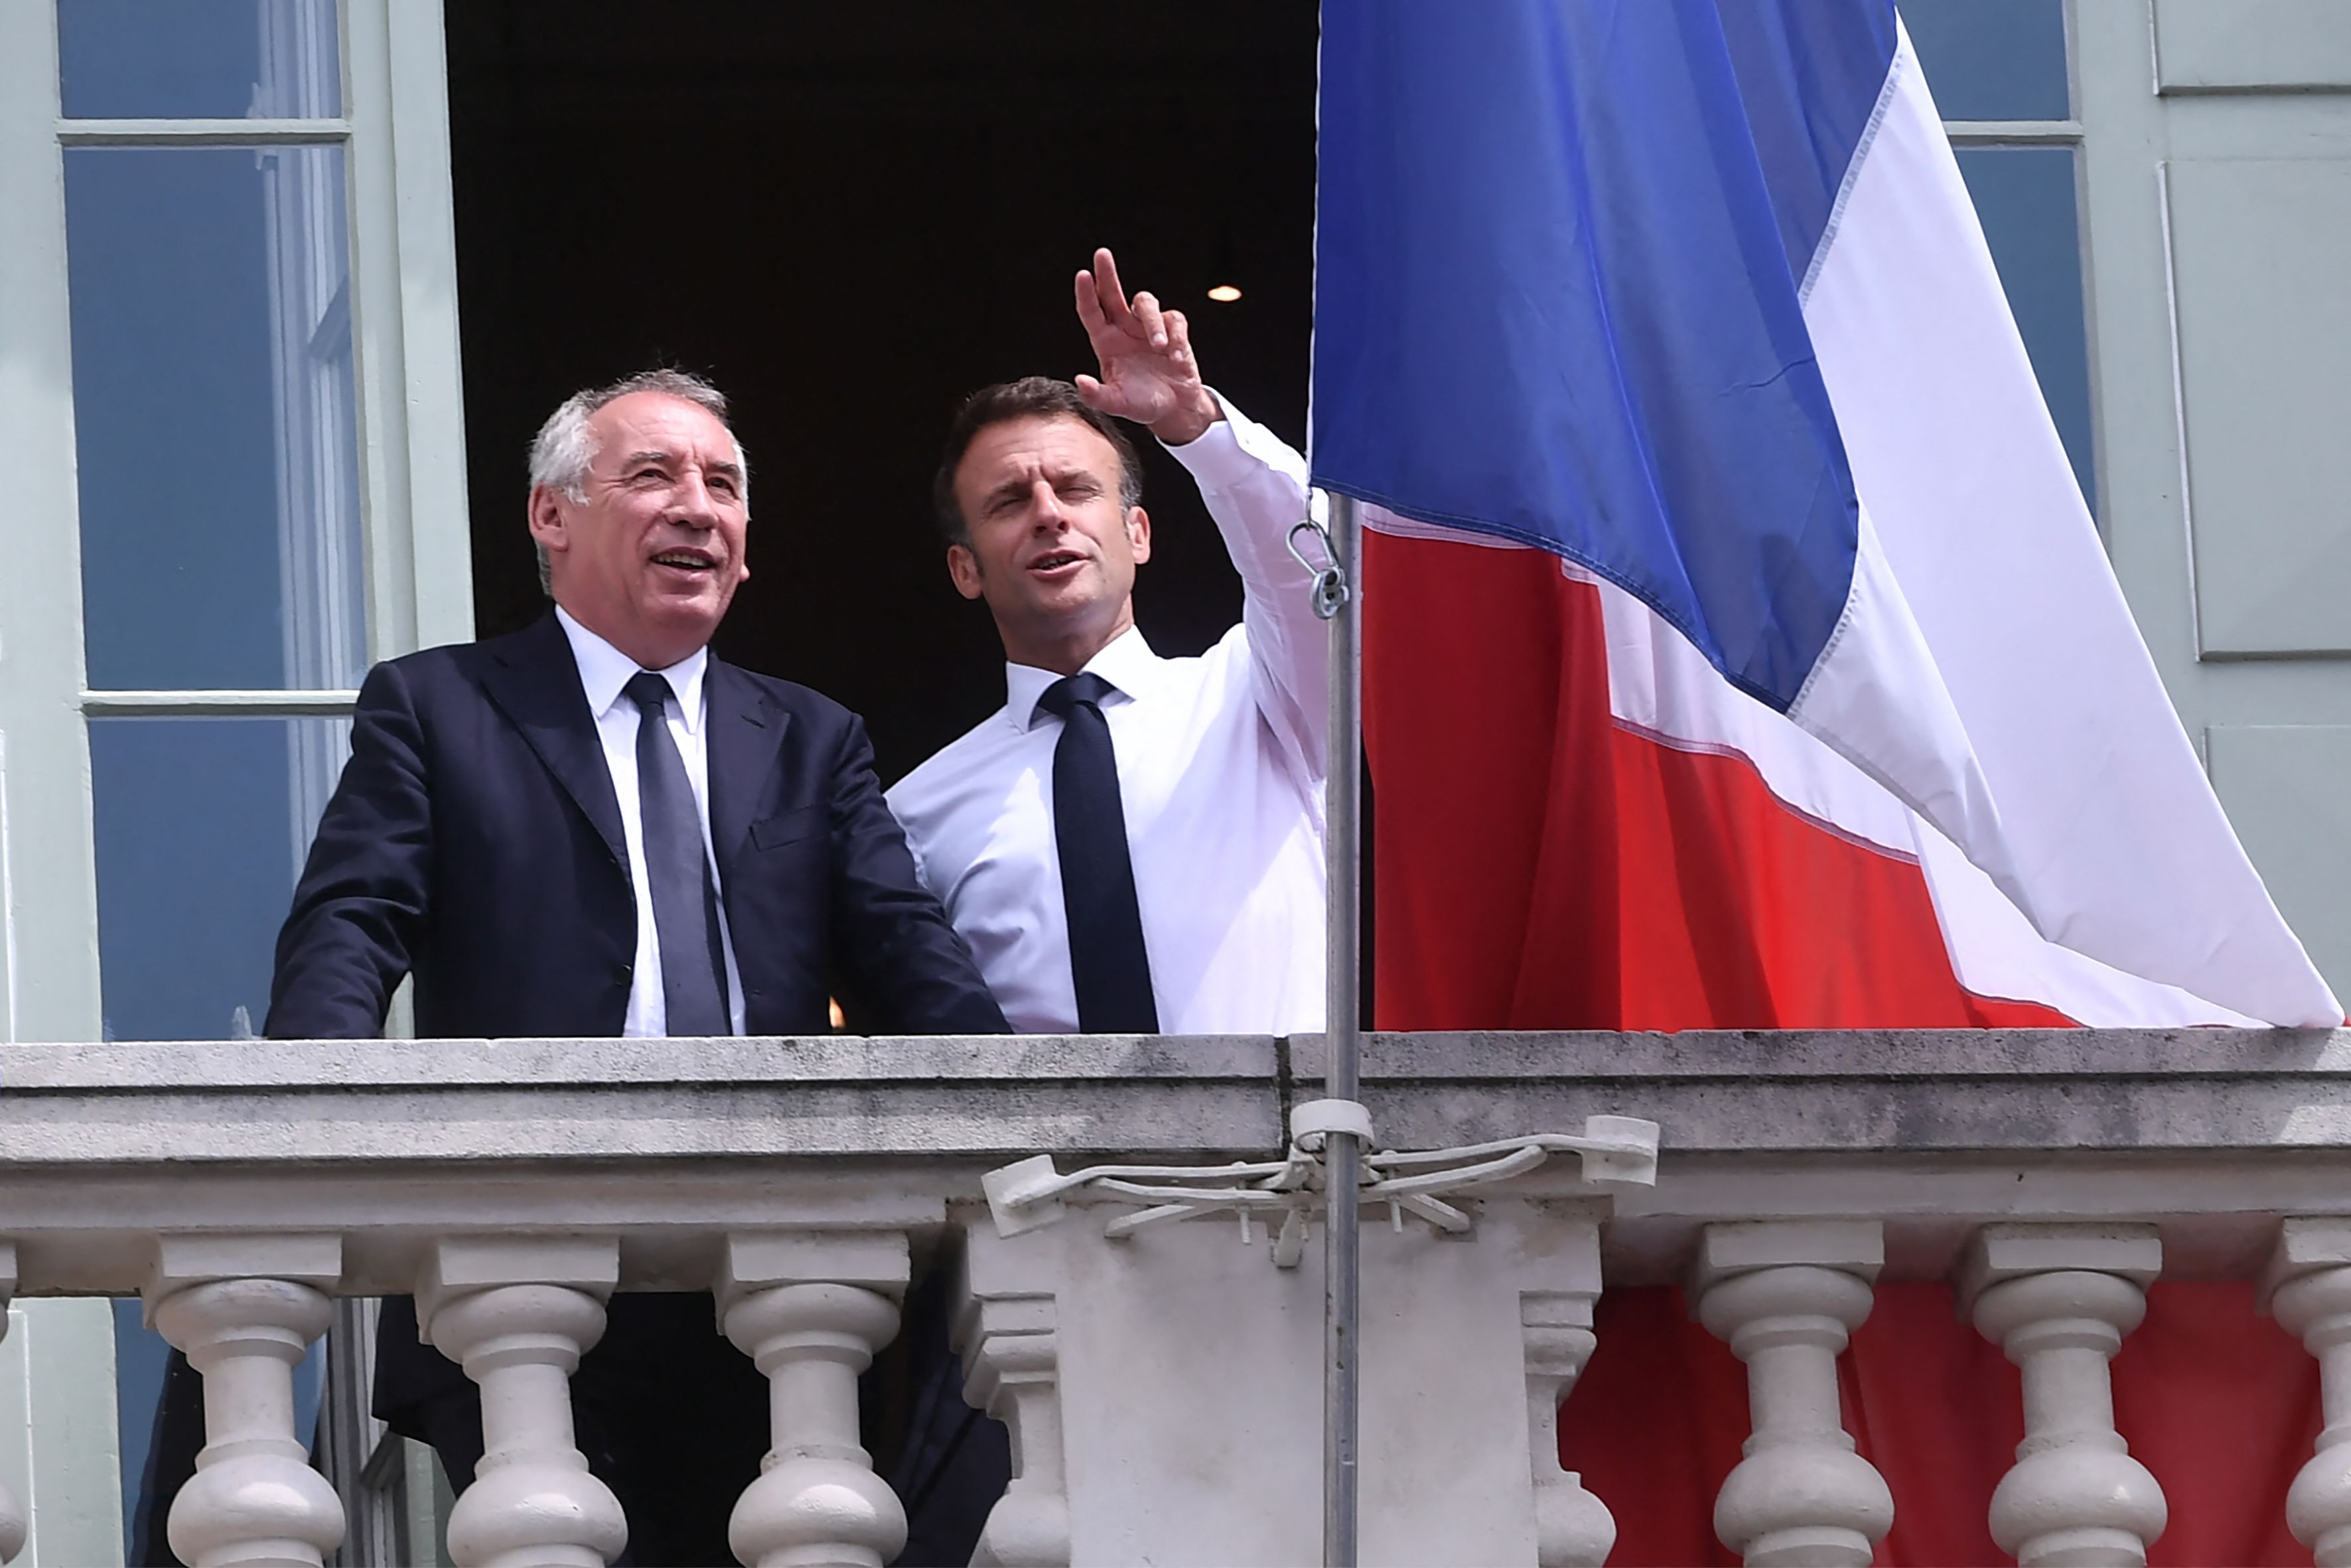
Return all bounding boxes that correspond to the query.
[1363,529,2070,1031]
[1364,531,2325,1563]
[1558,1281,2316,1566]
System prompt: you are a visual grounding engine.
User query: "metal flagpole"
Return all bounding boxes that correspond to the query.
[1321,490,1364,1568]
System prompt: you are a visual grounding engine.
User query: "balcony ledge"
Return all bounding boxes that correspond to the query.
[0,1028,2344,1293]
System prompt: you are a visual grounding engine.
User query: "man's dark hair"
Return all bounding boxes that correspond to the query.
[931,376,1145,547]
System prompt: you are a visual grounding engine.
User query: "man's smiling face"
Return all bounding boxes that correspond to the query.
[947,413,1150,673]
[530,390,750,670]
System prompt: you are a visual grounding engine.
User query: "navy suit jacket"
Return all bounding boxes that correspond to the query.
[266,611,1007,1422]
[268,610,1006,1041]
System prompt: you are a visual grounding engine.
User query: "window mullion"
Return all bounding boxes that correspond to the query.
[82,691,361,719]
[0,0,102,1049]
[346,0,474,666]
[58,117,352,146]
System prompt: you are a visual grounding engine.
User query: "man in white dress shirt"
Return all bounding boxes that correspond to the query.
[887,248,1329,1037]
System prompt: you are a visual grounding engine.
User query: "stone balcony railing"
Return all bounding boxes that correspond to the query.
[1,1029,2350,1567]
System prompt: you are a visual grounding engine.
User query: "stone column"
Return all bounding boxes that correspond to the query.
[1522,1286,1613,1567]
[717,1231,910,1568]
[959,1285,1068,1568]
[1962,1223,2167,1567]
[2264,1218,2351,1565]
[0,1244,23,1566]
[1693,1220,1894,1567]
[144,1234,347,1568]
[418,1236,627,1568]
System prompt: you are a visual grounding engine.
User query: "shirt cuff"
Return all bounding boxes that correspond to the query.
[1161,388,1287,494]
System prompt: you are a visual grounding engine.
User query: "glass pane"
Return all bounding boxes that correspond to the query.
[66,147,367,690]
[58,0,340,119]
[1956,147,2097,515]
[113,1296,174,1563]
[89,715,350,1041]
[1900,0,2069,121]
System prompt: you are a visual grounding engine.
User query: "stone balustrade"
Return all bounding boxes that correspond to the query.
[0,1027,2346,1565]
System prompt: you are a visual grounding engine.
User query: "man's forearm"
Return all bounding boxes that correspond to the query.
[1166,393,1333,774]
[265,664,429,1036]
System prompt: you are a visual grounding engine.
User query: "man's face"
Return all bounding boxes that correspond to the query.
[947,413,1150,668]
[529,390,750,669]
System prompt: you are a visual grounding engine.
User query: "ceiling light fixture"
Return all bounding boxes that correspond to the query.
[1207,283,1244,303]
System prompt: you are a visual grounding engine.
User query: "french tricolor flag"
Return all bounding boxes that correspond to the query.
[1311,0,2340,1031]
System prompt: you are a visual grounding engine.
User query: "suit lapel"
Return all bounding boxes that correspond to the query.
[478,614,631,870]
[705,658,791,885]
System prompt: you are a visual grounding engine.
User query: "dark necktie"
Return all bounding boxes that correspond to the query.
[1036,672,1159,1033]
[624,672,731,1036]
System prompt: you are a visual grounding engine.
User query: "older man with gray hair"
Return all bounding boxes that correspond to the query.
[259,368,1007,1563]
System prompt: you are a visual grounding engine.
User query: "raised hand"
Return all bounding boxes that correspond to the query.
[1074,248,1222,447]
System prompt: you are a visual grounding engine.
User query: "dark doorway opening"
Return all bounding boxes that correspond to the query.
[443,1,1318,784]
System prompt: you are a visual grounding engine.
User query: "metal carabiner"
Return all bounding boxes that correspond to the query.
[1286,518,1351,621]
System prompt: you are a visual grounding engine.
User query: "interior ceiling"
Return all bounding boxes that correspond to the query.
[444,1,1318,782]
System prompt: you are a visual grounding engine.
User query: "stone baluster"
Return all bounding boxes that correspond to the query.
[144,1234,348,1568]
[0,1243,23,1566]
[2263,1218,2351,1565]
[1962,1223,2167,1567]
[718,1231,911,1568]
[1522,1287,1613,1567]
[960,1286,1068,1568]
[418,1236,627,1568]
[1693,1220,1894,1567]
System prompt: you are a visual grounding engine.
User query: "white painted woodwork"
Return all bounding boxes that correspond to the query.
[2153,0,2351,91]
[1,1301,123,1568]
[716,1232,910,1568]
[2208,726,2351,994]
[958,1283,1068,1567]
[1521,1287,1612,1567]
[1693,1221,1892,1567]
[2263,1218,2351,1565]
[2166,156,2351,658]
[417,1238,626,1568]
[0,1245,21,1566]
[145,1234,347,1568]
[1963,1224,2167,1567]
[2067,0,2351,1001]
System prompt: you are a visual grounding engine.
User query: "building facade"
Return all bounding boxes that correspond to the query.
[0,0,2347,1561]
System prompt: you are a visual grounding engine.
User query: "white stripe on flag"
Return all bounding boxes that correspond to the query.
[1788,24,2337,1025]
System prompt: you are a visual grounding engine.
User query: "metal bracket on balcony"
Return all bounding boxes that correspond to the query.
[981,1104,1660,1268]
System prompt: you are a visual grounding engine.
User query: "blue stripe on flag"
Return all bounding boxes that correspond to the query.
[1311,0,1897,711]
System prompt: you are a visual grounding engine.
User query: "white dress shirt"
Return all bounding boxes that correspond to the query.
[556,606,748,1036]
[886,395,1328,1036]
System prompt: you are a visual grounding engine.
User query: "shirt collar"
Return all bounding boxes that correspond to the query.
[555,605,710,734]
[1006,624,1159,731]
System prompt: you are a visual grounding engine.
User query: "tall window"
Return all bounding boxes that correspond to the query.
[60,0,364,1046]
[0,1,470,1559]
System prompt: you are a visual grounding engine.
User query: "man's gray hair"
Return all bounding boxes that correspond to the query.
[528,368,750,593]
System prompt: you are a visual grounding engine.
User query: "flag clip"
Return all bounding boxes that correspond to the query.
[1286,519,1350,620]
